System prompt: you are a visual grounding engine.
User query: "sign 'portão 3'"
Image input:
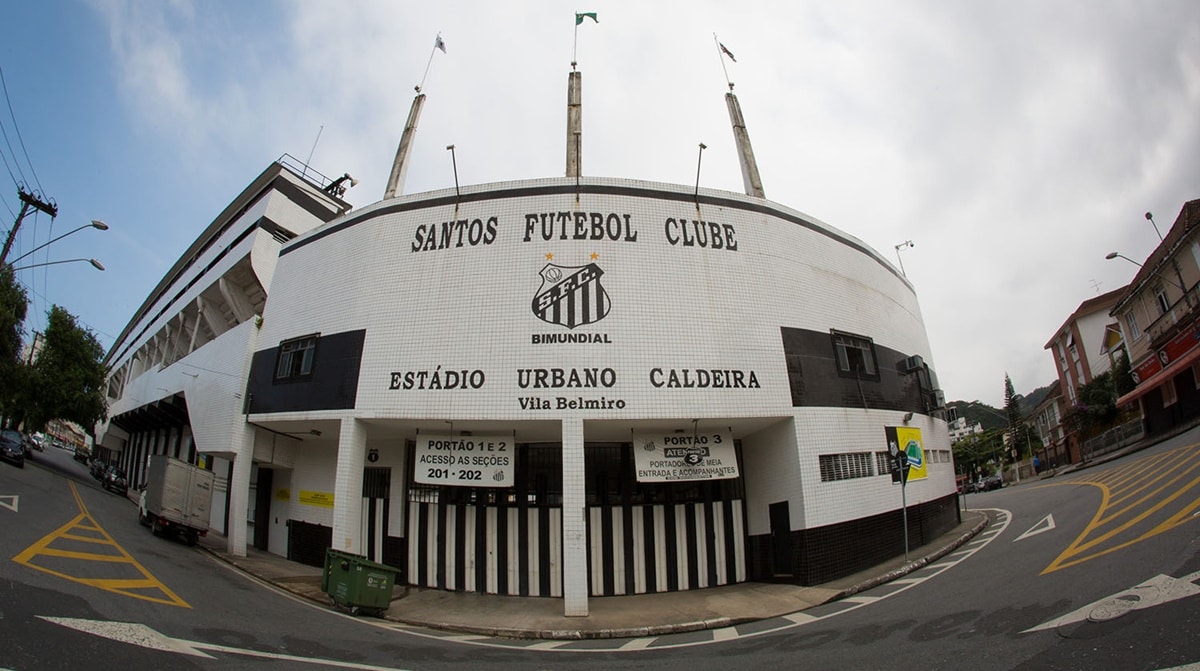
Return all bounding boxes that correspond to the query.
[632,430,739,482]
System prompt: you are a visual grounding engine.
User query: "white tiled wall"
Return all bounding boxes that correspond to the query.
[254,177,954,532]
[264,178,932,422]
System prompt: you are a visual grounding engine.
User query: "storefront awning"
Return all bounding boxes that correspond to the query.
[1117,345,1200,406]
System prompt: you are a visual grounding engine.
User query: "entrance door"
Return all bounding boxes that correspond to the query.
[769,501,792,576]
[361,467,391,562]
[253,468,273,551]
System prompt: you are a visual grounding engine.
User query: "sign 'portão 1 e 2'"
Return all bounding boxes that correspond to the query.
[414,435,513,488]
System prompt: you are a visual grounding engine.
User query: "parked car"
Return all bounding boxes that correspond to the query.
[0,429,25,468]
[963,479,979,494]
[102,465,128,496]
[979,474,1004,491]
[73,445,90,464]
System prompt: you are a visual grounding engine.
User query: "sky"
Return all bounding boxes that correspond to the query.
[0,1,1197,408]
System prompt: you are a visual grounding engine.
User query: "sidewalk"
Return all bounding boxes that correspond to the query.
[1008,427,1169,486]
[198,510,987,640]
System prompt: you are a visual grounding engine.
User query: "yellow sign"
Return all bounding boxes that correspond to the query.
[298,490,334,508]
[274,488,291,501]
[895,426,928,481]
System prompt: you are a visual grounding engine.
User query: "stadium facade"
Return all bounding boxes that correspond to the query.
[95,65,956,617]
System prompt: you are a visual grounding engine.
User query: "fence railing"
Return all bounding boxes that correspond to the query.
[1080,418,1143,463]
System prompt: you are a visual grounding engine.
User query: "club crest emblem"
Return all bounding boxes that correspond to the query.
[532,263,611,329]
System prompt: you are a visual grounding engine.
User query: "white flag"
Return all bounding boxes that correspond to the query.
[434,35,447,53]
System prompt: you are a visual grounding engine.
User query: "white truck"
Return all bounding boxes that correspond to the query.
[138,455,214,545]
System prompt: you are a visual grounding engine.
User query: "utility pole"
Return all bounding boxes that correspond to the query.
[2,187,58,265]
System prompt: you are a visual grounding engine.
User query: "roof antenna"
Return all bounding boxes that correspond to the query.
[302,124,323,180]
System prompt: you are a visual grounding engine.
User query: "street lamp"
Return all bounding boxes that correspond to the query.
[1106,251,1188,294]
[894,240,914,277]
[1146,211,1163,241]
[446,145,460,200]
[11,258,105,272]
[1105,251,1141,267]
[6,219,108,267]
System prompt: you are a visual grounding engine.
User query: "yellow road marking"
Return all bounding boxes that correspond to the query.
[36,547,128,561]
[1099,449,1200,520]
[1106,450,1182,504]
[11,481,190,607]
[1042,443,1200,574]
[59,533,113,545]
[1079,475,1200,553]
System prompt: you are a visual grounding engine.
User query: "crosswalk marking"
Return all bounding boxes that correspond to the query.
[12,481,190,607]
[1043,444,1200,574]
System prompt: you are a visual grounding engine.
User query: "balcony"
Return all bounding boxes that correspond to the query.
[1146,282,1200,348]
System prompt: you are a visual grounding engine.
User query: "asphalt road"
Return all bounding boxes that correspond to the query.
[2,430,1198,671]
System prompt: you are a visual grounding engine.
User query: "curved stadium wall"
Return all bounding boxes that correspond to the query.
[241,175,957,593]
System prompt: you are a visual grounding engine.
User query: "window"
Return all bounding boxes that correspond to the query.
[1125,312,1141,343]
[831,331,878,378]
[275,334,318,381]
[1163,379,1178,407]
[819,452,875,482]
[875,451,893,476]
[1155,286,1170,314]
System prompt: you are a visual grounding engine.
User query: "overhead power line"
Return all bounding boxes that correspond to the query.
[0,66,43,194]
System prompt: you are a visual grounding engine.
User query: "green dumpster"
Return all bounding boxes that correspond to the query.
[322,548,399,615]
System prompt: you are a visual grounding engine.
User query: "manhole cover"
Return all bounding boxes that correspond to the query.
[1087,594,1140,622]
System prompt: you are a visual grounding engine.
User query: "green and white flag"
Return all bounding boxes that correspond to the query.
[575,12,598,25]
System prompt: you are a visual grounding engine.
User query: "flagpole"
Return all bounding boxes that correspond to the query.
[572,18,579,70]
[714,33,733,91]
[418,33,442,92]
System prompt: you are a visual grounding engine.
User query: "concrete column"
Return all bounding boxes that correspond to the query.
[561,418,588,616]
[226,423,256,557]
[332,417,367,553]
[384,93,427,199]
[725,92,765,198]
[566,71,582,178]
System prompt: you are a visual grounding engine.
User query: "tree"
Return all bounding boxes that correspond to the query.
[952,433,988,476]
[953,426,1008,477]
[21,305,107,433]
[1003,373,1024,460]
[0,267,28,426]
[1060,370,1120,439]
[1112,351,1136,397]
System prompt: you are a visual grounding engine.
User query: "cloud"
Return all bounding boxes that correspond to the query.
[74,0,1200,406]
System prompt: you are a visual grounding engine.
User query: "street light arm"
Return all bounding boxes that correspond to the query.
[7,220,108,267]
[1106,251,1188,293]
[11,258,105,272]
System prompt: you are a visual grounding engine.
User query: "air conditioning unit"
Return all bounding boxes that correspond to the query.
[932,389,946,409]
[900,354,924,372]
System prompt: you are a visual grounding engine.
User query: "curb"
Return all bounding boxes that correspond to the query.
[382,511,991,640]
[383,615,736,641]
[199,512,991,641]
[830,510,990,601]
